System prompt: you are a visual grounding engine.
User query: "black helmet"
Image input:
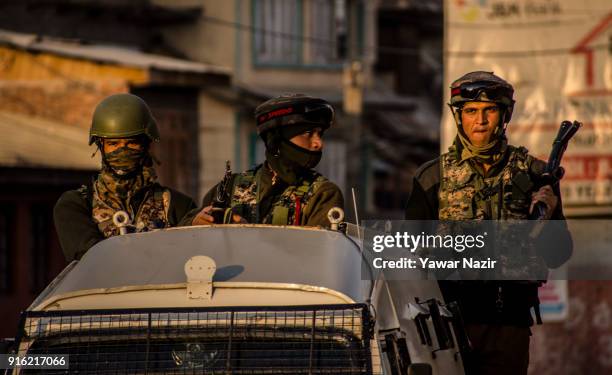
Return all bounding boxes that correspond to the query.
[254,94,334,136]
[89,93,160,145]
[449,71,515,123]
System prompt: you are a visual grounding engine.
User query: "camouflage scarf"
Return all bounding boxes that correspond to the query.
[92,165,167,237]
[456,133,508,166]
[103,146,147,178]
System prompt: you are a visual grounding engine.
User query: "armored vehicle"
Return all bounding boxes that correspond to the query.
[8,223,466,374]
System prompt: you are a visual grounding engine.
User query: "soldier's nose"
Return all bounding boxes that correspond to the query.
[478,110,488,124]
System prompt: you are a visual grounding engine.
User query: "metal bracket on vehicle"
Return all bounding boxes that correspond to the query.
[327,207,345,231]
[112,210,131,235]
[184,256,216,300]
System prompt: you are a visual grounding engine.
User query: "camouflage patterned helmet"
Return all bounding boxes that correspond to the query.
[89,93,160,145]
[449,71,515,122]
[254,94,334,136]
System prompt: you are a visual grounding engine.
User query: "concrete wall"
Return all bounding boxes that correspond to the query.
[154,0,235,72]
[197,92,237,200]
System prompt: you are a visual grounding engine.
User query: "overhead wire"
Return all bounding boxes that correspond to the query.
[199,14,609,58]
[0,10,607,89]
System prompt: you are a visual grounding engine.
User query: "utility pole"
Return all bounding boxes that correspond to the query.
[343,60,369,215]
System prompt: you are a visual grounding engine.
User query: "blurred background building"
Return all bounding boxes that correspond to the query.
[0,0,443,338]
[2,1,612,374]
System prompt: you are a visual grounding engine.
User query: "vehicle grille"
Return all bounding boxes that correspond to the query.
[16,304,374,374]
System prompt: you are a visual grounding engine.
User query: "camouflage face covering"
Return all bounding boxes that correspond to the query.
[103,146,147,177]
[92,165,168,237]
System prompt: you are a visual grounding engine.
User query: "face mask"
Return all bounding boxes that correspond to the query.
[265,137,322,184]
[103,146,146,178]
[279,138,321,168]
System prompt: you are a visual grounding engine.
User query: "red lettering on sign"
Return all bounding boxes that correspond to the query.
[560,155,612,181]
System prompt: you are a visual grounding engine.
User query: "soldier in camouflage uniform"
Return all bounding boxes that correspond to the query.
[54,94,196,261]
[405,72,572,375]
[184,94,343,228]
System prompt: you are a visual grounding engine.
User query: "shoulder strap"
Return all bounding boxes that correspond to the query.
[79,177,96,212]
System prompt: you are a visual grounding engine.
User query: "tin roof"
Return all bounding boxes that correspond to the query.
[0,29,231,76]
[0,111,99,170]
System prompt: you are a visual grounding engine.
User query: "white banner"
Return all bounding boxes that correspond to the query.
[443,0,612,215]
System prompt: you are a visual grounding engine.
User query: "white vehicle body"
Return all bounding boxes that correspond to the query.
[11,225,465,374]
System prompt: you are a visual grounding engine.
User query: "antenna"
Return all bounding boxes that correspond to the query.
[351,187,361,240]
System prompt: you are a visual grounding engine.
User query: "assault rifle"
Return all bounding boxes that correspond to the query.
[531,120,582,220]
[211,160,232,223]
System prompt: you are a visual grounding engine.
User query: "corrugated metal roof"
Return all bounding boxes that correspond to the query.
[0,29,231,76]
[1,111,100,170]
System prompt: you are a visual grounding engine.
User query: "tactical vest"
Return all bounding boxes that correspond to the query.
[438,145,546,324]
[439,145,536,220]
[226,165,326,225]
[81,183,170,238]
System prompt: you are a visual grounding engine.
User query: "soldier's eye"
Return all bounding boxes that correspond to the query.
[464,108,476,114]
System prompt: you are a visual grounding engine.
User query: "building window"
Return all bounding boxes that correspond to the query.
[253,0,300,65]
[253,0,352,67]
[308,0,347,64]
[0,206,13,293]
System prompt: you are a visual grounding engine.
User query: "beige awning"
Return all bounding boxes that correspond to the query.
[1,111,100,170]
[0,29,230,76]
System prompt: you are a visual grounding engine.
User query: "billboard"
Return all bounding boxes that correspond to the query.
[443,0,611,216]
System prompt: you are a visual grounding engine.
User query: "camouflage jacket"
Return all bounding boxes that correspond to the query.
[183,162,344,228]
[91,182,169,238]
[439,144,538,220]
[54,182,196,261]
[406,144,566,223]
[405,143,573,326]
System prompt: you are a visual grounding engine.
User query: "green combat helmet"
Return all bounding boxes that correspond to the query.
[89,93,160,145]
